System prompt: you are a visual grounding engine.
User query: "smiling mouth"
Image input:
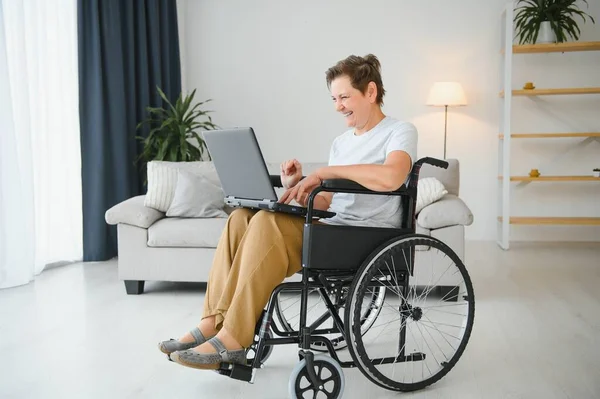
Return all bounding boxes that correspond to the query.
[343,111,353,117]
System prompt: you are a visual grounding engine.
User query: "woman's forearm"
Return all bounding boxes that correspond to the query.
[316,164,409,192]
[312,194,331,211]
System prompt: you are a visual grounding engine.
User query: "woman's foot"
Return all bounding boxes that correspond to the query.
[158,317,219,355]
[190,327,243,355]
[182,316,220,342]
[170,328,247,370]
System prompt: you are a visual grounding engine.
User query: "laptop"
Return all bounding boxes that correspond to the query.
[201,127,336,219]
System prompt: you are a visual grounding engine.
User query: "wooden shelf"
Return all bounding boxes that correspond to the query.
[510,41,600,54]
[498,217,600,225]
[499,132,600,139]
[497,5,600,250]
[498,175,600,182]
[500,87,600,97]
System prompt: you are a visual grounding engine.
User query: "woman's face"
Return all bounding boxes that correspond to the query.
[330,75,377,130]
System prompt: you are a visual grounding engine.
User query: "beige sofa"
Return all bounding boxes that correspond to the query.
[105,160,473,294]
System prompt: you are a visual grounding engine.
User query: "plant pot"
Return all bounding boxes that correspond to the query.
[593,170,600,178]
[537,21,556,43]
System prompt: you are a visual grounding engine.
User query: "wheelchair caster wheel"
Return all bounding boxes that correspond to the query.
[288,354,344,399]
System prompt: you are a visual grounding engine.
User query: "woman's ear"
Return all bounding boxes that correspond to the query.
[368,82,378,103]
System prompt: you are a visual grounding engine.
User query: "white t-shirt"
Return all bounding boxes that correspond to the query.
[321,116,418,228]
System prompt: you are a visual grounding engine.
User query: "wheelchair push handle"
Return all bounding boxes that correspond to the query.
[415,157,448,169]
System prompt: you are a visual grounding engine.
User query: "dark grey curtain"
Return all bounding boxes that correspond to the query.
[78,0,181,261]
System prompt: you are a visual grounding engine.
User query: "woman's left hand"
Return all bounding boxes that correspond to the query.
[279,173,322,206]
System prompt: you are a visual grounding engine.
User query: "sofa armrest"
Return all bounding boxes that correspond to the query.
[417,194,473,229]
[105,195,165,229]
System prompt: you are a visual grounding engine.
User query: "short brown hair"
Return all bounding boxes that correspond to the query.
[325,54,386,105]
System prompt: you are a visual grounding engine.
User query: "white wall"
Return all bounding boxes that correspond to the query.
[178,0,600,243]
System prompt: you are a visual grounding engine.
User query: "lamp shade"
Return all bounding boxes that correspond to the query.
[426,82,467,106]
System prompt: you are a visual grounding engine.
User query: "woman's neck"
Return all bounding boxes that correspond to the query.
[354,107,386,135]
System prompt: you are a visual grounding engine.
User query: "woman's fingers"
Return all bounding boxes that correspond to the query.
[296,183,305,200]
[281,159,301,176]
[280,186,298,204]
[279,187,291,203]
[281,160,294,176]
[287,187,300,204]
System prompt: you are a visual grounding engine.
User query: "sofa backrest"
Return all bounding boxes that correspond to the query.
[419,158,459,196]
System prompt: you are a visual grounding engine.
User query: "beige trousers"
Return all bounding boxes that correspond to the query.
[202,208,305,348]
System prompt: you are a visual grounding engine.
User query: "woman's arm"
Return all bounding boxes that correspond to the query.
[315,150,412,192]
[280,151,412,207]
[311,192,333,211]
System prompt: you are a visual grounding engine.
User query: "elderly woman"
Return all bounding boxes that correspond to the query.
[159,54,418,370]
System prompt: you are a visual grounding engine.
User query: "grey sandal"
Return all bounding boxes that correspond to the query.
[170,336,247,370]
[158,327,212,355]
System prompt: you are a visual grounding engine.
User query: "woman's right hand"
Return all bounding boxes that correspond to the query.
[280,159,303,189]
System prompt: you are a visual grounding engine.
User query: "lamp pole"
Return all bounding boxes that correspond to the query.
[443,104,448,159]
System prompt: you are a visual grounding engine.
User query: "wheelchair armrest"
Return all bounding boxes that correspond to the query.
[322,179,368,191]
[321,179,409,196]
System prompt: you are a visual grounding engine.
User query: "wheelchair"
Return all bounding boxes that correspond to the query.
[215,157,475,398]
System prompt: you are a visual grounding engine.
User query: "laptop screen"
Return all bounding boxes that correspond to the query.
[202,127,278,201]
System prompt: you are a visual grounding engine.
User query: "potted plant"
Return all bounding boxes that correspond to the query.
[514,0,596,44]
[136,86,217,167]
[593,168,600,178]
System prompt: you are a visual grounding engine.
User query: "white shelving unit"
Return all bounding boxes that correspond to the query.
[498,3,600,250]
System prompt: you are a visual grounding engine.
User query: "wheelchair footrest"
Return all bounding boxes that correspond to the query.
[216,363,254,383]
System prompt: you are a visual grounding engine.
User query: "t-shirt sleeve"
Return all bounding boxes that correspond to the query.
[327,136,340,166]
[385,122,418,165]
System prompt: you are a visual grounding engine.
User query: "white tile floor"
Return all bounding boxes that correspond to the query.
[1,241,599,399]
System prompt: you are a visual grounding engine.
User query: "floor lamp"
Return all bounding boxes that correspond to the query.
[426,82,467,159]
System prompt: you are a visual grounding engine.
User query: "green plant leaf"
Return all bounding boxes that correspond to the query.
[513,0,595,44]
[135,86,217,165]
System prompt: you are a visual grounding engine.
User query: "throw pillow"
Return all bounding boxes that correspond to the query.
[417,194,473,229]
[144,161,221,212]
[166,169,228,218]
[416,177,448,214]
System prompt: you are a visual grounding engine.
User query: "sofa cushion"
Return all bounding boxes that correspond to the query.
[417,194,473,229]
[416,223,430,236]
[415,223,431,251]
[105,195,165,228]
[144,161,223,212]
[416,177,448,214]
[147,217,228,248]
[166,169,228,218]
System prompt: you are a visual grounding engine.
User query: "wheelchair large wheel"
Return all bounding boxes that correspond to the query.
[345,234,475,392]
[273,281,386,352]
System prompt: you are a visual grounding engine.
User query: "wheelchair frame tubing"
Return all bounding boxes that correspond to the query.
[251,282,303,369]
[250,278,357,370]
[398,277,409,359]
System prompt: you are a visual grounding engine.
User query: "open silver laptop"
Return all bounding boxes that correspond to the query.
[201,127,335,219]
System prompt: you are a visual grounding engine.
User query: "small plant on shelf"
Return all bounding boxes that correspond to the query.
[593,168,600,177]
[514,0,596,44]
